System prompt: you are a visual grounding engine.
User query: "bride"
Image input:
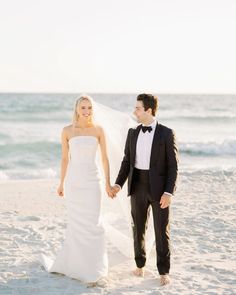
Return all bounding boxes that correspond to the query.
[40,95,115,284]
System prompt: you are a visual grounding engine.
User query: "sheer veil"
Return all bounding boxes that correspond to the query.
[91,99,155,266]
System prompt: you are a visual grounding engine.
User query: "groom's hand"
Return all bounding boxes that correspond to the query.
[160,193,171,209]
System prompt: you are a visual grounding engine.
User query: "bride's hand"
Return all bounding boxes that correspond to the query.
[57,184,64,197]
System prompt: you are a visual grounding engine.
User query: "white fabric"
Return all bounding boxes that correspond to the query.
[135,118,157,170]
[92,102,155,261]
[40,137,108,282]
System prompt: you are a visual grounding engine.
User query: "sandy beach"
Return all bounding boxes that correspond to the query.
[0,172,235,295]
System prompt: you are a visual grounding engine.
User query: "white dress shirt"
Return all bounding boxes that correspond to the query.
[135,119,157,170]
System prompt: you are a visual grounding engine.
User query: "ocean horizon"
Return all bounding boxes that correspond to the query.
[0,93,236,180]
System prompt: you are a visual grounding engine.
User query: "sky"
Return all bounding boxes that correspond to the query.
[0,0,235,93]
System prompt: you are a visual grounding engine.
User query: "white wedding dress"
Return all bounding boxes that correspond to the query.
[40,136,108,282]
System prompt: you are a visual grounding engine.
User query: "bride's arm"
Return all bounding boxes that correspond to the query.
[98,126,113,196]
[57,128,69,197]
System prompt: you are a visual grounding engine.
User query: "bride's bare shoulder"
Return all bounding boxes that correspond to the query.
[62,125,73,137]
[63,124,73,131]
[94,125,105,140]
[94,124,104,133]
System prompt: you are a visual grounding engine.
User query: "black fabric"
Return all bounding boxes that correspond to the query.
[131,170,170,275]
[141,126,152,133]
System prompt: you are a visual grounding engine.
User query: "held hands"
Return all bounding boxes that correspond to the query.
[57,183,64,197]
[106,184,121,199]
[106,184,113,198]
[159,193,171,209]
[111,184,121,198]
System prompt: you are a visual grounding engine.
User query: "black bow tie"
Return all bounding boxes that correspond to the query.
[141,126,152,133]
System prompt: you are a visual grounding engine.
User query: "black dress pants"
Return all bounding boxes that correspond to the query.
[130,168,170,275]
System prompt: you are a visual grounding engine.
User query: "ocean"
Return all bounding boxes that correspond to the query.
[0,93,236,180]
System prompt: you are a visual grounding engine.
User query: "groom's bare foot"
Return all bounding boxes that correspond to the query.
[132,267,145,277]
[160,274,170,286]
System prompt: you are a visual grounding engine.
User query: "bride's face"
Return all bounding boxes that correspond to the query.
[77,99,93,121]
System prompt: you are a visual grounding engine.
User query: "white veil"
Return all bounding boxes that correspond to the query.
[91,99,155,266]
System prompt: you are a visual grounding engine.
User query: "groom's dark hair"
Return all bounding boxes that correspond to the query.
[137,93,158,116]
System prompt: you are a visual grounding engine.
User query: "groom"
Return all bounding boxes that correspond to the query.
[112,94,178,286]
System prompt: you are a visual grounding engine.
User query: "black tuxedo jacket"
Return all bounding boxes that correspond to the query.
[115,122,179,200]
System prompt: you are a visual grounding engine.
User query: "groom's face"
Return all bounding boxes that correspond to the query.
[134,101,149,123]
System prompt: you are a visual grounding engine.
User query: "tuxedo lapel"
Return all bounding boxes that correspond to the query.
[131,124,142,165]
[150,122,162,168]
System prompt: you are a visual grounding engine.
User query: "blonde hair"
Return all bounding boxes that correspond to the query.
[72,94,94,125]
